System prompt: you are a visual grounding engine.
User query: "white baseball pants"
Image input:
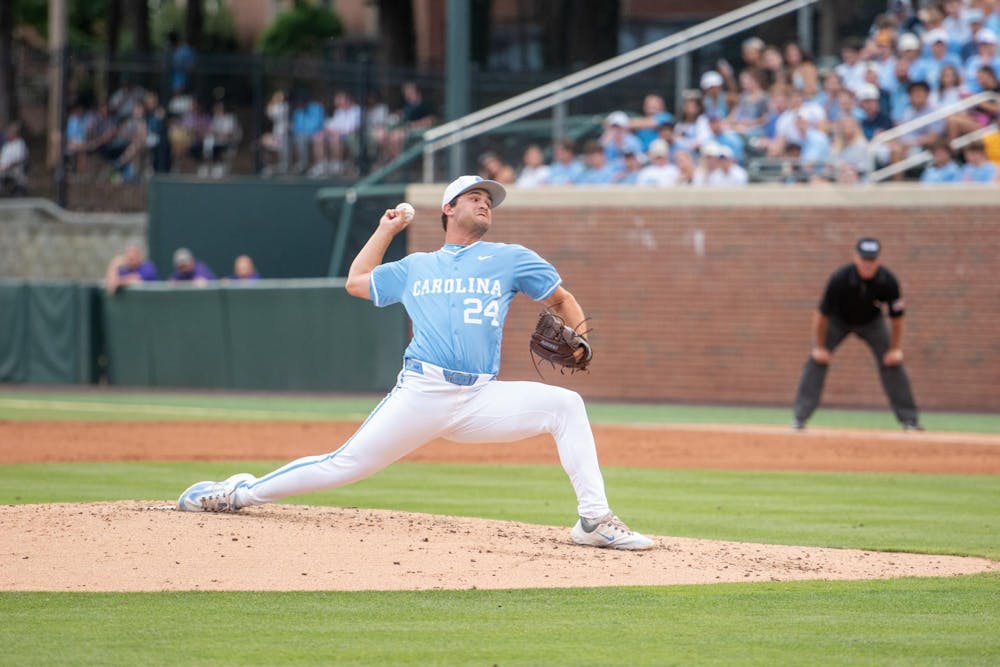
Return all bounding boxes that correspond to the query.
[234,360,611,519]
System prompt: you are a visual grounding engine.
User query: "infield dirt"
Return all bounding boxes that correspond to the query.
[1,420,998,591]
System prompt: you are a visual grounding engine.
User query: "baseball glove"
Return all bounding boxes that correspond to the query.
[529,310,593,373]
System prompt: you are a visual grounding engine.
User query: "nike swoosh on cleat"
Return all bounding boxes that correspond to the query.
[596,531,616,542]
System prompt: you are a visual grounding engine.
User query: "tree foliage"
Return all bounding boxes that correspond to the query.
[258,1,343,57]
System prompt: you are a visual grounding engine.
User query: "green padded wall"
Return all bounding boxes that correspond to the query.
[102,280,408,391]
[0,281,96,384]
[147,177,406,279]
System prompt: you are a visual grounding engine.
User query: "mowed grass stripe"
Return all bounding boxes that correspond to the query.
[2,391,1000,433]
[2,576,999,666]
[0,397,368,421]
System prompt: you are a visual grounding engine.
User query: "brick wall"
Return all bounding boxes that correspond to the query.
[405,185,1000,412]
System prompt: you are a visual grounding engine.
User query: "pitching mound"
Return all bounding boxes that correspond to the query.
[2,502,996,592]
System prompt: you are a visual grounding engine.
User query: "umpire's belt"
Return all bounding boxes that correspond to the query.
[404,359,494,386]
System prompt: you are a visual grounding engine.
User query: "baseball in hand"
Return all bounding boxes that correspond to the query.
[395,202,415,222]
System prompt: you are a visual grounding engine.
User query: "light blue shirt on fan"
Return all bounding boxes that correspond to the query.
[371,241,561,375]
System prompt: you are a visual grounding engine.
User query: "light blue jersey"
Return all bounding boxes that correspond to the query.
[370,240,561,375]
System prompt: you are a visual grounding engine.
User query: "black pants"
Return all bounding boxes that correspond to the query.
[793,316,919,425]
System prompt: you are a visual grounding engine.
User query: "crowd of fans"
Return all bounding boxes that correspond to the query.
[487,2,1000,187]
[4,3,999,195]
[104,244,260,295]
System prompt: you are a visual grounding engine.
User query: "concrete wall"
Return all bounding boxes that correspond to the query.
[0,200,146,281]
[405,184,1000,412]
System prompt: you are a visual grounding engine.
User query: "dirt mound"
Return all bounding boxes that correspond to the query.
[2,502,995,592]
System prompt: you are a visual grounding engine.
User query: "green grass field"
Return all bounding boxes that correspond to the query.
[1,389,998,665]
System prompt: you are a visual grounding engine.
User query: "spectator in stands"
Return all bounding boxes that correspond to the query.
[0,122,29,196]
[108,78,147,123]
[836,37,869,93]
[887,57,916,122]
[311,91,361,177]
[574,139,619,184]
[869,29,899,92]
[728,68,770,139]
[760,44,788,89]
[740,36,766,77]
[290,92,325,175]
[198,98,240,178]
[895,32,923,70]
[478,151,516,184]
[671,150,697,185]
[753,83,791,155]
[704,113,744,162]
[700,71,729,118]
[259,89,289,175]
[963,29,1000,92]
[920,139,961,183]
[382,81,435,162]
[942,0,972,46]
[860,62,893,116]
[946,65,1000,140]
[767,86,825,157]
[547,138,584,184]
[104,243,158,295]
[65,101,92,174]
[988,3,1000,37]
[832,87,860,127]
[958,140,999,181]
[170,247,216,285]
[815,71,847,123]
[829,115,870,177]
[227,254,260,282]
[109,102,149,182]
[890,80,944,169]
[144,92,171,174]
[601,110,644,168]
[87,101,121,169]
[675,92,711,154]
[362,91,391,166]
[166,31,196,97]
[935,63,964,107]
[614,150,644,184]
[856,83,895,140]
[515,144,551,187]
[172,98,211,174]
[912,29,963,92]
[657,117,694,157]
[957,9,986,61]
[700,143,748,186]
[794,107,832,178]
[631,93,672,150]
[784,41,819,93]
[636,139,679,186]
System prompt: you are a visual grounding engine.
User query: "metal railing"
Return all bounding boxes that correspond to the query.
[867,91,1000,181]
[420,0,821,181]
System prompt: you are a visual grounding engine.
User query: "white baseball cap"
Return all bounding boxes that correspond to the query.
[441,175,507,209]
[605,110,630,127]
[856,83,881,101]
[923,29,949,45]
[647,139,670,158]
[700,70,724,89]
[896,32,921,51]
[975,28,998,45]
[702,143,725,158]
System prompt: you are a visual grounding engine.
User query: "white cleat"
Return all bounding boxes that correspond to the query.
[571,513,655,550]
[177,473,256,512]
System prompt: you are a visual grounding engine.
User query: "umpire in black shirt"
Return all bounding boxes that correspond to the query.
[793,238,922,431]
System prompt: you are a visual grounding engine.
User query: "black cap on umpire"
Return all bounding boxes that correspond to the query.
[856,237,881,260]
